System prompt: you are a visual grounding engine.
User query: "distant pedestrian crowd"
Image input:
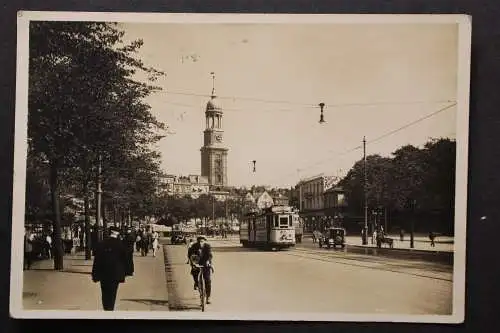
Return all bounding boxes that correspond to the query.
[23,227,53,270]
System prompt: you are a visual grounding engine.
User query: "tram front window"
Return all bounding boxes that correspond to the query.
[279,217,289,228]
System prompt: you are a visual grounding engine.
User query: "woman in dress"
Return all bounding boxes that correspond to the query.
[152,231,159,257]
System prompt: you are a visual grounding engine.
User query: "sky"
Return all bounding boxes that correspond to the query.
[118,22,459,188]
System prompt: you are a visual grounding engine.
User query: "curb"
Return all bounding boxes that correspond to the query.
[162,244,201,311]
[345,244,454,265]
[347,244,453,255]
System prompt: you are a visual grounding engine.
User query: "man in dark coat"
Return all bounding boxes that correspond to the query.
[122,228,135,276]
[91,226,128,311]
[187,236,214,304]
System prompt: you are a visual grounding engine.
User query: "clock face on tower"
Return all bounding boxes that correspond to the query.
[215,134,222,142]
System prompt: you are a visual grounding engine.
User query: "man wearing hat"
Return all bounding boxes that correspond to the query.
[187,235,214,304]
[91,226,128,311]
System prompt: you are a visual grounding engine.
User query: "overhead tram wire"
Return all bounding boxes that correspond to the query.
[267,145,363,186]
[266,101,457,186]
[161,99,455,118]
[161,89,454,110]
[162,101,316,114]
[162,90,316,107]
[366,102,457,146]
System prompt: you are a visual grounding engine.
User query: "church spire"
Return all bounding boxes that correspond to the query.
[210,72,216,98]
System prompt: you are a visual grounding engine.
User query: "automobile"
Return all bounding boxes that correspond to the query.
[171,232,187,245]
[318,227,346,249]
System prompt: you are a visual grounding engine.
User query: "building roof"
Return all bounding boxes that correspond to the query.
[324,186,344,193]
[298,173,325,185]
[206,96,223,112]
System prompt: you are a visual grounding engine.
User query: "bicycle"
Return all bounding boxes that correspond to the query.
[192,263,214,312]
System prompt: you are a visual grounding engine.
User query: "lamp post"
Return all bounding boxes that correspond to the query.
[383,206,388,234]
[96,154,103,241]
[410,199,416,249]
[319,103,326,123]
[362,136,368,245]
[212,194,215,233]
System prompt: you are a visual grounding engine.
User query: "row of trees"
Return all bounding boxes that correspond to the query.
[154,194,250,226]
[26,22,166,269]
[338,138,456,233]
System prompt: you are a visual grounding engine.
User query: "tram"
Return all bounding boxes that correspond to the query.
[240,205,297,249]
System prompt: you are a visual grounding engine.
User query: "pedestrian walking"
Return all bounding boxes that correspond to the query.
[135,229,142,252]
[152,231,159,257]
[45,233,52,259]
[429,231,436,247]
[91,226,129,311]
[24,228,34,270]
[123,228,135,276]
[400,229,404,242]
[141,228,152,256]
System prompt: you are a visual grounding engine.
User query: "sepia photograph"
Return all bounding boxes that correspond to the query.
[10,12,470,322]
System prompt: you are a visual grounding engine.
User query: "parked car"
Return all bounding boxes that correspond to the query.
[171,232,187,245]
[318,227,346,249]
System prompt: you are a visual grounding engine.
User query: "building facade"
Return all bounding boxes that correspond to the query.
[273,193,289,206]
[161,174,210,199]
[200,82,229,188]
[323,186,348,227]
[294,174,343,231]
[255,191,274,209]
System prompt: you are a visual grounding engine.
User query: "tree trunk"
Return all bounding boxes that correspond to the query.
[83,179,91,260]
[49,163,64,270]
[102,199,107,233]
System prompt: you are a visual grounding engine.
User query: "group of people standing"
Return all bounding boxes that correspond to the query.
[23,227,52,270]
[135,227,160,257]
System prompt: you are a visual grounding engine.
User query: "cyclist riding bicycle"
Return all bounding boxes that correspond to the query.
[187,235,213,304]
[185,238,195,264]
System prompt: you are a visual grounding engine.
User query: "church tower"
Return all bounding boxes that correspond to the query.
[200,72,228,188]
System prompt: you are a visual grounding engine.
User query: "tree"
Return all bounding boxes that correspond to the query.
[28,22,166,268]
[339,154,393,212]
[339,138,456,233]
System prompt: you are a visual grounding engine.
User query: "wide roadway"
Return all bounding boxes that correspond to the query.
[163,238,453,315]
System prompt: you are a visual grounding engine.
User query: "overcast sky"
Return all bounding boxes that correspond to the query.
[119,22,458,188]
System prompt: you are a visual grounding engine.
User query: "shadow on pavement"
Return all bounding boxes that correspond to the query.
[121,298,169,307]
[70,264,93,267]
[212,246,259,253]
[63,269,91,275]
[169,304,202,311]
[68,256,91,261]
[29,267,92,276]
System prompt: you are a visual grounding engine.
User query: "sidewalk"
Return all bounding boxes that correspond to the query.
[23,247,169,311]
[345,235,453,252]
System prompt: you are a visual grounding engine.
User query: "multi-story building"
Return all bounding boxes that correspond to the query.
[323,186,348,226]
[161,174,210,199]
[272,193,289,206]
[294,174,342,231]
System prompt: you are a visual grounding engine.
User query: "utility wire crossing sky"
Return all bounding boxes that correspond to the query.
[120,22,459,187]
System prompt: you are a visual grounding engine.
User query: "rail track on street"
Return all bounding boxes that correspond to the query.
[281,247,453,282]
[211,240,453,282]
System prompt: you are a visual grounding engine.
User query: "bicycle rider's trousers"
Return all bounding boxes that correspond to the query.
[191,267,211,298]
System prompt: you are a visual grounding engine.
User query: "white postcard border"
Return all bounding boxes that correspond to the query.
[10,11,471,323]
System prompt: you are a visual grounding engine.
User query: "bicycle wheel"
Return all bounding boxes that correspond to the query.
[199,272,206,312]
